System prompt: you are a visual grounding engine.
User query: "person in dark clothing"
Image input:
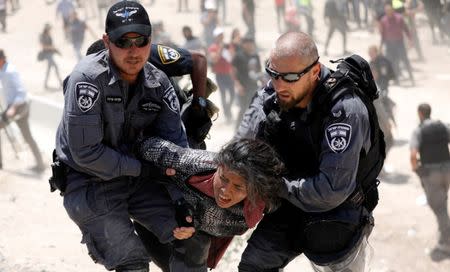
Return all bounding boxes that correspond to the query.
[423,0,446,44]
[368,45,396,156]
[323,0,349,56]
[68,10,96,60]
[242,0,256,39]
[368,45,395,94]
[235,31,385,272]
[55,2,194,271]
[379,3,414,86]
[232,36,261,129]
[410,103,450,262]
[135,137,284,271]
[39,23,63,89]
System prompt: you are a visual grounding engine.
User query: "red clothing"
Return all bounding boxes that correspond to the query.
[187,173,265,268]
[207,43,233,74]
[275,0,285,6]
[380,12,411,42]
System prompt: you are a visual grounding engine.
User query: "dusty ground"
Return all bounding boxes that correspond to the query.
[0,0,450,271]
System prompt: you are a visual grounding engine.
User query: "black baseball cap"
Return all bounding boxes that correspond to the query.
[105,0,152,42]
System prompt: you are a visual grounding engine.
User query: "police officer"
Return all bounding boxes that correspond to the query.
[410,103,450,261]
[55,1,195,271]
[236,32,385,271]
[85,39,212,149]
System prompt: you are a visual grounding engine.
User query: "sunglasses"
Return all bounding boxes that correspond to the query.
[113,36,150,49]
[265,57,319,83]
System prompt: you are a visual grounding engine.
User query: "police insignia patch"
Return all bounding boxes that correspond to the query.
[157,45,181,64]
[325,123,352,153]
[76,82,99,112]
[163,90,179,113]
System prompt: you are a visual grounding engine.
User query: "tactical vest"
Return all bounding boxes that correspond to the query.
[262,75,385,212]
[419,120,450,165]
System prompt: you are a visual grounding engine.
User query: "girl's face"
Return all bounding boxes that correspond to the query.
[213,165,248,209]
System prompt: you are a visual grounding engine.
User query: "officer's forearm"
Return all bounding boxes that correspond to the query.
[279,169,356,213]
[70,144,141,180]
[189,51,207,98]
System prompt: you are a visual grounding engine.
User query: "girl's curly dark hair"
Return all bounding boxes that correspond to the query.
[215,138,285,212]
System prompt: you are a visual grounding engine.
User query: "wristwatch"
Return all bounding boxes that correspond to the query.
[193,96,207,108]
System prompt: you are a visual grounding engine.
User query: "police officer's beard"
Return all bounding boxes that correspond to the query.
[278,92,307,111]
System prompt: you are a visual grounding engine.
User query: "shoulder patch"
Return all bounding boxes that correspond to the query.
[76,82,99,112]
[157,45,181,64]
[325,123,352,153]
[163,89,179,113]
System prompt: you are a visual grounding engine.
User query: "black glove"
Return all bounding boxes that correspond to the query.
[257,109,282,144]
[181,98,212,149]
[174,198,195,228]
[140,162,166,180]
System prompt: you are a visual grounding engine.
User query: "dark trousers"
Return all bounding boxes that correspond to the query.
[44,55,62,88]
[0,9,6,31]
[63,173,179,271]
[419,164,450,246]
[235,88,256,131]
[134,222,210,272]
[215,73,235,121]
[384,40,414,84]
[0,102,44,168]
[324,21,347,55]
[238,200,369,271]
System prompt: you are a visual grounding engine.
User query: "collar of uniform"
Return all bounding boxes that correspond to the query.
[142,62,162,88]
[104,53,161,88]
[305,64,332,117]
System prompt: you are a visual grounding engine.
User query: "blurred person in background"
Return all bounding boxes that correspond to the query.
[296,0,314,36]
[0,0,6,33]
[422,0,446,44]
[56,0,76,39]
[323,0,349,56]
[39,23,63,90]
[404,0,425,62]
[410,103,450,262]
[274,0,286,33]
[379,2,414,86]
[177,0,189,13]
[216,0,227,24]
[8,0,19,13]
[368,45,396,156]
[208,27,235,123]
[67,10,96,60]
[200,0,219,47]
[182,25,205,53]
[0,49,45,172]
[242,0,255,39]
[232,35,260,129]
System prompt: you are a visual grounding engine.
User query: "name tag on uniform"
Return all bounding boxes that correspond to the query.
[139,99,161,112]
[106,96,123,103]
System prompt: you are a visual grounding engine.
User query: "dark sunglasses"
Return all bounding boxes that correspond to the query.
[265,57,319,83]
[113,36,149,49]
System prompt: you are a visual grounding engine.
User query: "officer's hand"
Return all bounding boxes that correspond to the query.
[182,99,212,148]
[173,226,195,240]
[259,110,282,142]
[141,162,176,179]
[174,198,195,228]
